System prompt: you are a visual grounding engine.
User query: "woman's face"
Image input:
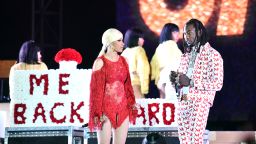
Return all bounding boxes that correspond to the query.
[183,24,197,46]
[37,51,42,62]
[112,38,124,53]
[172,31,180,43]
[138,37,144,47]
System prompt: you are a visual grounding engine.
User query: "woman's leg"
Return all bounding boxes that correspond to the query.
[132,85,144,98]
[190,100,210,144]
[177,100,193,144]
[112,117,129,144]
[97,116,112,144]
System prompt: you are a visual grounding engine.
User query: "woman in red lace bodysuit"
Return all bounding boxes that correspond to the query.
[89,28,137,144]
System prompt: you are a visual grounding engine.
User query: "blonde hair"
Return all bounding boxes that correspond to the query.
[98,28,123,57]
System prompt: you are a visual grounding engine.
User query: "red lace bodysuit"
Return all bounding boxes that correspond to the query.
[89,55,137,131]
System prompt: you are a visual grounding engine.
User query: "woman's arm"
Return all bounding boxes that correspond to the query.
[88,58,105,131]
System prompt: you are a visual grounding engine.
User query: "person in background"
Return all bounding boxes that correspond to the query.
[10,40,48,70]
[151,23,182,99]
[9,40,48,100]
[121,28,150,98]
[89,28,138,144]
[170,19,224,143]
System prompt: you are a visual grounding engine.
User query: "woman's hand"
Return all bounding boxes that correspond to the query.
[93,116,99,125]
[94,115,106,125]
[131,104,139,118]
[132,103,140,110]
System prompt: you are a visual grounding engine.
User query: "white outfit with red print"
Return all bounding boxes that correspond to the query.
[177,42,224,144]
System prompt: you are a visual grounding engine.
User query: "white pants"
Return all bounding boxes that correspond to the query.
[177,100,210,144]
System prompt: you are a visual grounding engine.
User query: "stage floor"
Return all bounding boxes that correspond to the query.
[87,130,256,144]
[4,126,256,144]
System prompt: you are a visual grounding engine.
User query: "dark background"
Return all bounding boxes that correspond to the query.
[1,0,256,130]
[0,0,117,69]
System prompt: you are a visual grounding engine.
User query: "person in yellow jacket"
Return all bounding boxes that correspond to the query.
[121,28,150,98]
[151,23,182,99]
[9,40,48,99]
[9,40,48,71]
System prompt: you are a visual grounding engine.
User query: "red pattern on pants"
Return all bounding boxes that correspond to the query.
[177,100,210,144]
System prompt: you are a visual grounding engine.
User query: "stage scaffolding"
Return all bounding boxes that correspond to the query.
[31,0,63,67]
